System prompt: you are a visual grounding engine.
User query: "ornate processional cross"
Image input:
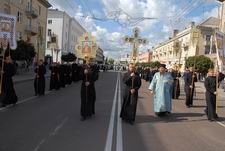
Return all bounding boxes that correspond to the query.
[124,27,148,63]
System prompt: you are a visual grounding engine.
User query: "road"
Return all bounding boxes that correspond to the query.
[0,71,225,151]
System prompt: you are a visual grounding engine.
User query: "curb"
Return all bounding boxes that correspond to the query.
[13,75,50,84]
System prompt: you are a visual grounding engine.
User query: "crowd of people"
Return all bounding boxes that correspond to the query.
[120,63,225,124]
[1,55,225,124]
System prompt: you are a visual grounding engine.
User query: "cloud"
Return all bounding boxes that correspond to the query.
[48,0,219,60]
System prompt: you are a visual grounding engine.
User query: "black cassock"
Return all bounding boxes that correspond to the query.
[80,65,99,118]
[120,72,141,123]
[65,64,72,85]
[204,76,217,120]
[59,64,66,88]
[72,63,79,82]
[1,62,18,106]
[34,65,46,95]
[184,71,197,107]
[49,65,60,90]
[171,71,181,99]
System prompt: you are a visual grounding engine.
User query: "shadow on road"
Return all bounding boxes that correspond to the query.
[136,112,205,124]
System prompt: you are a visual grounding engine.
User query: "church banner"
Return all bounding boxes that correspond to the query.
[215,31,225,71]
[0,13,17,49]
[76,32,98,59]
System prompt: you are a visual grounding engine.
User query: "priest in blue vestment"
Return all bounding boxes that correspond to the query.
[149,64,174,116]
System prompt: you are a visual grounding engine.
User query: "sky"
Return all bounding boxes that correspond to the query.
[48,0,220,60]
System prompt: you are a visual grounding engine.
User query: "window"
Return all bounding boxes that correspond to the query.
[38,5,41,15]
[3,4,10,14]
[48,29,52,36]
[17,11,22,22]
[48,20,52,24]
[205,35,211,54]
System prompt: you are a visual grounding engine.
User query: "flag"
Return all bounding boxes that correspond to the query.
[215,31,225,72]
[0,13,17,49]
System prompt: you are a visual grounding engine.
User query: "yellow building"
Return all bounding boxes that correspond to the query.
[0,0,51,60]
[152,17,219,70]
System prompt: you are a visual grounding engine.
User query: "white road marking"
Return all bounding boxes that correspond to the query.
[50,117,68,136]
[104,73,119,151]
[216,121,225,128]
[33,116,68,151]
[33,139,46,151]
[116,73,123,151]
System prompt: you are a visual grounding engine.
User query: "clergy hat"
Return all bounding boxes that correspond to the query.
[159,64,166,68]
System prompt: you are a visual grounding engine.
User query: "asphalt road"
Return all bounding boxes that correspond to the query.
[0,71,225,151]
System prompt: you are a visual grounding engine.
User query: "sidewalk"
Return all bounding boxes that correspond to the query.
[13,69,50,84]
[195,81,225,101]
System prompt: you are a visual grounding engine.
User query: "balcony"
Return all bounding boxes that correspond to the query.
[25,25,38,36]
[25,5,38,19]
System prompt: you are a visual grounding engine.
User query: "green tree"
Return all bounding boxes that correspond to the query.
[149,61,161,68]
[61,52,77,62]
[108,58,114,64]
[186,55,214,74]
[10,40,36,64]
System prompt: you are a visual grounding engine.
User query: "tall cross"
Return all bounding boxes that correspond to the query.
[124,27,148,63]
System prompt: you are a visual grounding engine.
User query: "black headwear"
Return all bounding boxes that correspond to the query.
[159,64,166,68]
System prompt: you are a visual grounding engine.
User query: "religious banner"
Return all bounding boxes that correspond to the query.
[76,32,98,60]
[215,31,225,72]
[0,13,17,49]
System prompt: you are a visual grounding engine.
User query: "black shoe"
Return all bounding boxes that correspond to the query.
[80,117,86,121]
[128,120,134,125]
[1,104,6,108]
[215,114,219,119]
[209,119,216,122]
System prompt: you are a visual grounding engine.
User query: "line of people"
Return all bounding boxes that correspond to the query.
[34,59,100,121]
[120,63,223,125]
[34,60,83,96]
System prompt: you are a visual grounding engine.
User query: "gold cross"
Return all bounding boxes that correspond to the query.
[124,27,148,63]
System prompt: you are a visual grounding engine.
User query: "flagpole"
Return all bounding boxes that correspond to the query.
[175,41,182,98]
[214,32,220,114]
[0,43,6,95]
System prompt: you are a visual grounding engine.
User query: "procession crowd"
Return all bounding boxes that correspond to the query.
[1,53,225,124]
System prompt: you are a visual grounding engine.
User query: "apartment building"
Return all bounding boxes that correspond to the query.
[0,0,52,59]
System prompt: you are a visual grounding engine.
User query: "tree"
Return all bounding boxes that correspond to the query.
[186,55,214,74]
[149,61,161,68]
[61,52,77,62]
[9,40,36,65]
[108,58,114,64]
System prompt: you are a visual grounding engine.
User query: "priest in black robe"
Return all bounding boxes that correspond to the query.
[120,63,142,124]
[1,56,18,107]
[184,67,198,108]
[171,67,181,99]
[79,60,99,121]
[204,69,218,121]
[34,60,46,96]
[72,62,79,82]
[65,63,72,85]
[59,62,66,88]
[49,63,60,90]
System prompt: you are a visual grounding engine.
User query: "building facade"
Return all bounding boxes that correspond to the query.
[139,50,152,63]
[0,0,51,60]
[95,47,104,64]
[45,9,86,62]
[152,17,219,70]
